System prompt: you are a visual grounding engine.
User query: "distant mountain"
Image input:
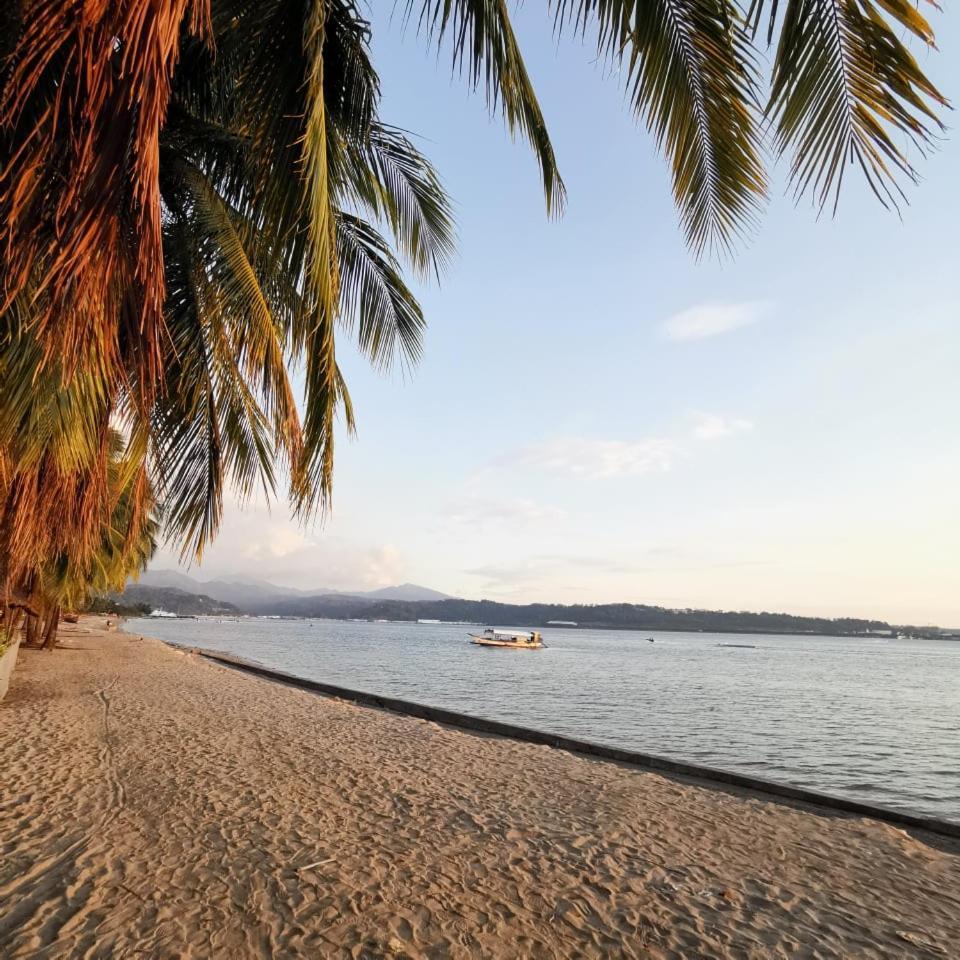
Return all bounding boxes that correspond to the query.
[135,569,202,591]
[133,570,452,614]
[136,570,305,609]
[120,573,901,636]
[116,585,239,617]
[362,583,450,602]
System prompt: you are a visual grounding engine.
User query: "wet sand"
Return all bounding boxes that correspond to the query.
[1,620,957,958]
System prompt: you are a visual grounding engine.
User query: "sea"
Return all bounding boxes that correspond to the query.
[128,617,960,824]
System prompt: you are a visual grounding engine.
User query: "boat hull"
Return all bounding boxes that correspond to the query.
[470,637,544,649]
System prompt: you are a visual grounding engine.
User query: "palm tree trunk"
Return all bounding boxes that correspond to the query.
[41,606,60,649]
[23,613,39,647]
[0,483,17,598]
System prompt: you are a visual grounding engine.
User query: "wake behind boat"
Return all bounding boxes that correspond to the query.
[470,628,544,649]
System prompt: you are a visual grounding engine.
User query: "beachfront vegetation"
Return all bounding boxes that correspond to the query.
[0,1,947,644]
[1,432,158,647]
[84,597,153,618]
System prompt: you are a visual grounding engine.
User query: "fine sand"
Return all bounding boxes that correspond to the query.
[1,621,958,959]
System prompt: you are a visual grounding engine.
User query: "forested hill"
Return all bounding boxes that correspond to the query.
[112,585,239,617]
[271,596,893,636]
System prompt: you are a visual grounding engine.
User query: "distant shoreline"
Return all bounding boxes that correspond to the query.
[118,576,945,636]
[129,613,926,641]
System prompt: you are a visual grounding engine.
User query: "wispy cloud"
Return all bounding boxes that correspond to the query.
[691,412,754,441]
[662,301,771,341]
[509,413,752,481]
[445,496,567,529]
[464,549,776,600]
[239,525,315,561]
[514,436,678,479]
[466,554,641,591]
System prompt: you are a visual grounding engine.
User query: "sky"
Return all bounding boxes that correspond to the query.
[152,7,960,626]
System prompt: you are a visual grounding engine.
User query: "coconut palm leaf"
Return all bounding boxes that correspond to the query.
[552,0,767,255]
[757,0,946,212]
[0,0,213,397]
[152,212,279,556]
[410,0,566,215]
[162,152,303,461]
[336,123,456,280]
[336,211,426,372]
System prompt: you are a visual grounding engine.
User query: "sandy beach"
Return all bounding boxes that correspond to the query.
[1,621,958,958]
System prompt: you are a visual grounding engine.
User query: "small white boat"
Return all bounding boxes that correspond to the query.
[469,627,544,649]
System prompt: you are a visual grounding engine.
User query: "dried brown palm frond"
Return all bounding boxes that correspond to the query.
[1,0,213,407]
[1,0,456,578]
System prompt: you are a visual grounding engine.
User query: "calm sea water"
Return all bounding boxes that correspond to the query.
[129,617,960,823]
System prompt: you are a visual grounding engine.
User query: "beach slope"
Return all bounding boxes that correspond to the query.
[1,621,957,958]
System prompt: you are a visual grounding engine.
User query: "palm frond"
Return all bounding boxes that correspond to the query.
[411,0,566,215]
[759,0,946,213]
[0,0,212,393]
[554,0,767,255]
[336,211,427,372]
[163,152,304,461]
[336,122,456,279]
[153,213,278,557]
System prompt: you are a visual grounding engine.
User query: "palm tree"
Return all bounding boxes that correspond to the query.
[0,0,454,595]
[4,430,158,648]
[34,434,159,648]
[0,0,947,585]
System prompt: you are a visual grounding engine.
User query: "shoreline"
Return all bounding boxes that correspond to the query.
[132,614,915,640]
[183,643,960,841]
[3,618,959,958]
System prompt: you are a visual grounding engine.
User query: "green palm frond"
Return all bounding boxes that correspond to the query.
[336,211,426,372]
[154,213,278,557]
[336,122,456,279]
[554,0,767,255]
[163,152,303,459]
[411,0,566,215]
[758,0,946,212]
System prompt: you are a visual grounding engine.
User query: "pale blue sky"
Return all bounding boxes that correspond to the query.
[155,7,960,625]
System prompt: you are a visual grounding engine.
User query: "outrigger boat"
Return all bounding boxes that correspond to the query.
[469,627,544,649]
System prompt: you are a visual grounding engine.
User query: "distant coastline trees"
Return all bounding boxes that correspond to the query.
[236,595,898,637]
[0,0,947,640]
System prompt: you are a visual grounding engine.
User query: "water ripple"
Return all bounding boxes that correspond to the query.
[131,618,960,824]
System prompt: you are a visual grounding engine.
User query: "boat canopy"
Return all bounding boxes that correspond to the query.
[484,627,538,638]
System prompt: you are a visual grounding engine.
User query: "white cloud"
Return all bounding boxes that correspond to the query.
[662,301,771,341]
[691,412,754,441]
[361,544,404,587]
[151,492,407,591]
[515,436,678,479]
[504,413,753,483]
[445,496,567,529]
[155,537,406,592]
[240,525,315,561]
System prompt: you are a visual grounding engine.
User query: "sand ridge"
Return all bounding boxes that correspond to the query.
[1,620,957,958]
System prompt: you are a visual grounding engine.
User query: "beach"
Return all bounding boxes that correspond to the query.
[1,621,958,958]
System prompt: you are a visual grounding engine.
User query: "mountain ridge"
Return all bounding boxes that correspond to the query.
[134,570,452,612]
[118,572,907,636]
